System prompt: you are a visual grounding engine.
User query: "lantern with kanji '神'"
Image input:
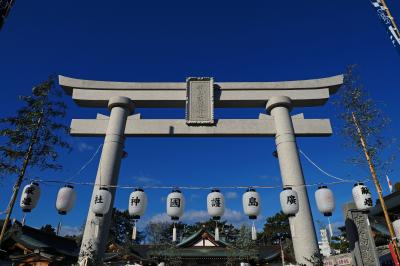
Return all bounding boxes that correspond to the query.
[20,182,41,212]
[280,187,299,217]
[207,189,225,241]
[167,189,185,242]
[129,188,148,240]
[242,188,261,240]
[315,186,335,217]
[91,187,112,217]
[352,183,373,211]
[56,185,77,215]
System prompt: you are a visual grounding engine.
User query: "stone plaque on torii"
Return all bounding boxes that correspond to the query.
[59,74,343,265]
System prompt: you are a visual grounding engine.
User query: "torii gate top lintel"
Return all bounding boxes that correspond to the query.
[59,74,343,108]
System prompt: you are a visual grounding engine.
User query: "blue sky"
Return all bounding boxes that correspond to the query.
[0,0,400,238]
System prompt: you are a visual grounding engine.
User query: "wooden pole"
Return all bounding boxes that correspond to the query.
[351,112,400,261]
[0,115,43,245]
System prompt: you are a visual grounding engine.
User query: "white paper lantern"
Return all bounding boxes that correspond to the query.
[91,187,112,217]
[352,183,373,211]
[393,219,400,240]
[20,182,41,212]
[315,186,335,217]
[129,188,148,219]
[280,187,299,217]
[56,185,77,215]
[167,189,185,220]
[242,188,261,219]
[207,189,225,220]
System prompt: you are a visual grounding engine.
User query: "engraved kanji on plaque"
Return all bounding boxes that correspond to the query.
[186,77,214,124]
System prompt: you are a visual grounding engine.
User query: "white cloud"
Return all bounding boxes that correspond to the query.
[148,213,170,224]
[226,192,238,199]
[77,142,94,152]
[132,176,161,186]
[59,226,82,236]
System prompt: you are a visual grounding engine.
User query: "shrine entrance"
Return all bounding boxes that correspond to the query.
[59,74,343,265]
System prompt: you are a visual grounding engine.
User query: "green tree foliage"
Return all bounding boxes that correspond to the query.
[330,226,350,254]
[334,65,397,176]
[226,225,258,265]
[109,208,145,245]
[0,77,71,174]
[40,224,56,235]
[261,211,291,244]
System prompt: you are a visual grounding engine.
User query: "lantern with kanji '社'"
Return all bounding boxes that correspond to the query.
[129,188,148,240]
[91,187,112,217]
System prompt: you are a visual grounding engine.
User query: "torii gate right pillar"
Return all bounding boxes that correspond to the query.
[267,96,318,265]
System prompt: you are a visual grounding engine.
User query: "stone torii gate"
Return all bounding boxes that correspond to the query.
[59,74,343,265]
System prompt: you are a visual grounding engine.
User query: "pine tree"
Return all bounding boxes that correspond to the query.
[0,77,71,244]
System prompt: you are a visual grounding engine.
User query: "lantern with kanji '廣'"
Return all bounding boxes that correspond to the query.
[280,187,299,217]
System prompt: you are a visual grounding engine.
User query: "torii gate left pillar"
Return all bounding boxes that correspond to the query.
[79,96,133,264]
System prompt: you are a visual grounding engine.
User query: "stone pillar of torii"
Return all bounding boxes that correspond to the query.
[59,74,343,265]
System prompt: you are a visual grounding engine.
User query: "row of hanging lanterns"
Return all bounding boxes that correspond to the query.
[19,181,378,241]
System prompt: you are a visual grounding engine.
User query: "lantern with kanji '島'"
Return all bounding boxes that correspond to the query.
[207,189,225,241]
[280,187,299,217]
[20,182,41,213]
[243,188,261,240]
[352,183,373,212]
[167,189,185,242]
[129,188,148,240]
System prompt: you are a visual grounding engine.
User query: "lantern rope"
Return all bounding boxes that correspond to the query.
[299,149,357,183]
[65,144,103,183]
[33,179,355,190]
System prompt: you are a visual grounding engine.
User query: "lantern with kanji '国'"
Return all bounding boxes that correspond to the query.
[91,187,112,217]
[167,189,185,242]
[315,186,335,217]
[352,183,373,211]
[56,185,77,215]
[280,187,299,217]
[20,182,41,212]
